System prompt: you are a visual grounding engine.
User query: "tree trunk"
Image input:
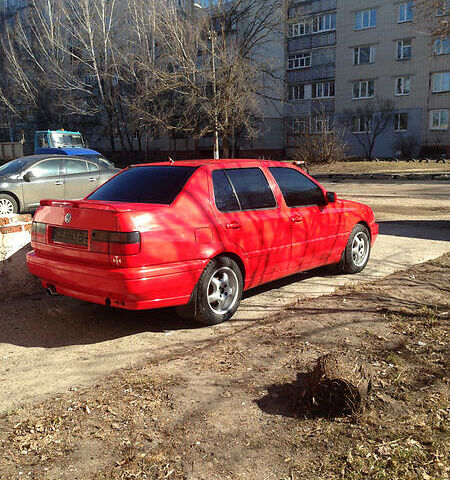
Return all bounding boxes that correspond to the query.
[301,353,372,417]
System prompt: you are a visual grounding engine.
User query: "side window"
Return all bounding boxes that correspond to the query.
[226,168,276,211]
[87,162,99,172]
[269,167,325,207]
[29,159,61,178]
[66,159,88,174]
[212,169,240,212]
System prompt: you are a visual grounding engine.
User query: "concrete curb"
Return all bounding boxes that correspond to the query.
[312,172,450,181]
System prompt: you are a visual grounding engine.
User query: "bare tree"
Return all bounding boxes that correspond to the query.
[289,104,348,168]
[343,99,394,160]
[416,0,449,39]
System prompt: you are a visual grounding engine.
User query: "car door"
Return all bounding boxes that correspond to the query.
[268,166,344,271]
[63,158,99,199]
[22,158,65,209]
[210,167,292,287]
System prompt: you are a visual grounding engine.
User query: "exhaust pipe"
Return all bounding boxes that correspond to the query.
[46,285,59,296]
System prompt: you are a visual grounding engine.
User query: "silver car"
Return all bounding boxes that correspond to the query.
[0,155,119,214]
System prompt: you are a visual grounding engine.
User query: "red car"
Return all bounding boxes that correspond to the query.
[27,160,378,325]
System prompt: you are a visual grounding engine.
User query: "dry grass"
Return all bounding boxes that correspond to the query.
[310,160,450,175]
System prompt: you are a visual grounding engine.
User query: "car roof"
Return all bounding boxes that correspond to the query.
[129,159,291,168]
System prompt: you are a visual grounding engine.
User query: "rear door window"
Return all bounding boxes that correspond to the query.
[212,170,240,212]
[66,159,88,174]
[88,166,197,204]
[269,167,325,207]
[224,168,276,211]
[29,159,62,177]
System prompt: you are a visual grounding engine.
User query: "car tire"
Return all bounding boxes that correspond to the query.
[194,256,243,325]
[0,193,19,215]
[338,224,371,274]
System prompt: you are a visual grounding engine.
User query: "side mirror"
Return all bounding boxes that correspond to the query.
[326,191,337,203]
[23,171,34,182]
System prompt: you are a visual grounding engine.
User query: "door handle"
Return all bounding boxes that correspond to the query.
[225,221,241,229]
[54,181,64,186]
[88,177,97,182]
[290,215,303,223]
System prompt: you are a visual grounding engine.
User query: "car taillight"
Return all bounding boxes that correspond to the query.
[90,230,141,256]
[31,222,46,243]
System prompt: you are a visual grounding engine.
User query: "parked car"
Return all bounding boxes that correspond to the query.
[0,154,119,214]
[27,159,378,325]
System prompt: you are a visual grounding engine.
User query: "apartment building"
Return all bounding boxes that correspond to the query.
[285,0,450,157]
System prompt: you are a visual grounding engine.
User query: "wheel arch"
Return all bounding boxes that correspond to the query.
[0,191,21,213]
[212,251,246,283]
[356,220,371,240]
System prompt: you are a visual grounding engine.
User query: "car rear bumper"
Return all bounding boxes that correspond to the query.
[27,251,207,310]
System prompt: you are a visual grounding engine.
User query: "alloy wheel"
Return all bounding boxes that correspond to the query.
[207,267,239,315]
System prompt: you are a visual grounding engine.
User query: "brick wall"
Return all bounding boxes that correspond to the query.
[0,214,40,300]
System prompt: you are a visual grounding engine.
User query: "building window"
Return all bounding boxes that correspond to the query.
[398,2,414,23]
[394,113,408,131]
[352,115,372,133]
[396,39,412,60]
[288,84,305,100]
[355,9,377,30]
[288,117,309,133]
[288,52,311,70]
[432,72,450,92]
[395,77,411,95]
[353,46,376,65]
[311,13,336,33]
[434,37,450,54]
[311,115,332,133]
[430,109,449,129]
[312,81,335,98]
[84,74,97,86]
[289,21,310,37]
[436,1,449,16]
[352,80,375,99]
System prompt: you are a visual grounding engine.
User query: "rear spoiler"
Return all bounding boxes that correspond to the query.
[39,199,123,212]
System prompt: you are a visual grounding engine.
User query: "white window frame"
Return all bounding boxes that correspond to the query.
[289,21,311,37]
[352,115,372,133]
[311,13,336,34]
[395,77,411,95]
[353,45,376,65]
[398,2,414,23]
[434,36,450,54]
[396,39,412,60]
[355,9,377,30]
[429,109,449,129]
[312,80,335,99]
[288,116,309,134]
[288,52,311,70]
[432,72,450,92]
[288,84,305,100]
[394,113,408,132]
[352,80,375,99]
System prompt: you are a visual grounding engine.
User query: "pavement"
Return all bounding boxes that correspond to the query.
[0,179,449,413]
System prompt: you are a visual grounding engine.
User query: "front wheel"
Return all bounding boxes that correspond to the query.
[338,224,371,274]
[194,257,243,325]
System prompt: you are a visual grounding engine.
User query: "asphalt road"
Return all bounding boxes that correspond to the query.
[0,180,449,413]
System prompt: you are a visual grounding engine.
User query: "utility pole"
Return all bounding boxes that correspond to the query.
[210,29,220,159]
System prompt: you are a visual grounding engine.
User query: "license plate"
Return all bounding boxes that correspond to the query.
[52,227,88,247]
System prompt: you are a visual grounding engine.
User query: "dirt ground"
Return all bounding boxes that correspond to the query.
[310,160,450,175]
[0,254,448,480]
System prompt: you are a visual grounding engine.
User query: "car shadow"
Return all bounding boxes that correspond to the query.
[378,220,450,242]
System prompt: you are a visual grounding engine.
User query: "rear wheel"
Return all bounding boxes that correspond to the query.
[338,224,371,274]
[0,194,19,215]
[194,257,243,325]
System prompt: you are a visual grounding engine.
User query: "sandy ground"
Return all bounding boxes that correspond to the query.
[0,180,449,414]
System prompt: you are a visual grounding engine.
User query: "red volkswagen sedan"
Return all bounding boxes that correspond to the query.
[27,160,378,325]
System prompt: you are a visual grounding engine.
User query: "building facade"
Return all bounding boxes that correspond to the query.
[285,0,450,158]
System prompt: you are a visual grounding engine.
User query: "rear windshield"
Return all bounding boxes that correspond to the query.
[87,165,197,204]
